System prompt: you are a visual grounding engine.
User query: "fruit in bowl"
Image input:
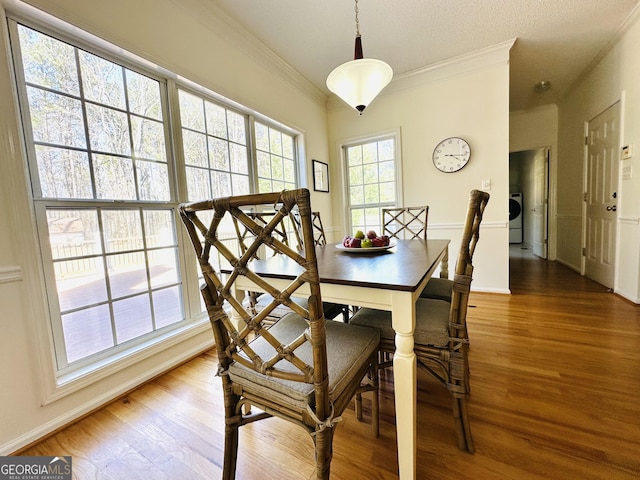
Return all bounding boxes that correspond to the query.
[342,231,390,248]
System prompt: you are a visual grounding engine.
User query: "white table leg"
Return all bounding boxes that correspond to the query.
[392,292,417,480]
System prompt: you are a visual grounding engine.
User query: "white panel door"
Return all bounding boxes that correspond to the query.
[585,103,619,288]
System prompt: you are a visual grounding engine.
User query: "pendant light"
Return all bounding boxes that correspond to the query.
[326,0,393,114]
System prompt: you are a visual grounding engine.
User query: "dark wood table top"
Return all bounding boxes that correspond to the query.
[242,239,450,292]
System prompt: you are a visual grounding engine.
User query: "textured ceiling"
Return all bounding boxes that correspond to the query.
[209,0,640,111]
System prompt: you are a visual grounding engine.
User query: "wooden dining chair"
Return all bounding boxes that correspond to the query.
[351,189,490,453]
[179,188,380,479]
[382,205,452,302]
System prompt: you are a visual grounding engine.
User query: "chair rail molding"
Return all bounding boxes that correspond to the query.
[0,266,22,284]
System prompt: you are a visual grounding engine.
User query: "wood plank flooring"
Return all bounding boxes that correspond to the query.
[19,251,640,479]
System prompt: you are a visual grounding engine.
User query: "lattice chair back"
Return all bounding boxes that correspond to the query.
[382,205,429,240]
[290,210,327,248]
[179,189,329,401]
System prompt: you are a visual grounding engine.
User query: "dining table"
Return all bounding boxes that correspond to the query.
[229,238,450,479]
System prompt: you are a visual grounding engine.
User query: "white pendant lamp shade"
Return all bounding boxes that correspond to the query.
[326,58,393,114]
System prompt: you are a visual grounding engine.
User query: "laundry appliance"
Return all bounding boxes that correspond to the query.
[509,192,523,244]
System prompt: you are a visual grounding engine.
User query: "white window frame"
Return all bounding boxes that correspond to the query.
[5,7,303,399]
[340,129,403,235]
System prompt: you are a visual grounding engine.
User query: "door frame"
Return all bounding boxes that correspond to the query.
[581,100,621,288]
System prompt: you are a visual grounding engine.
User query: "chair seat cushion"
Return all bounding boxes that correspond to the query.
[228,313,379,410]
[420,277,453,301]
[255,293,346,320]
[350,298,451,347]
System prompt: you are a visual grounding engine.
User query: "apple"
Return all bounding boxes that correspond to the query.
[371,237,385,247]
[354,230,365,239]
[347,237,361,248]
[361,238,373,248]
[367,230,377,239]
[343,235,352,247]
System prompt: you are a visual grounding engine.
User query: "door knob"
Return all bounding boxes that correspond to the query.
[606,205,617,211]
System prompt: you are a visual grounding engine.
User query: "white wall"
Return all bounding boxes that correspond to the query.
[557,9,640,303]
[0,0,331,453]
[326,43,513,294]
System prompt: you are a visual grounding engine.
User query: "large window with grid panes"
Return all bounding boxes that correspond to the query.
[9,18,300,379]
[344,135,399,236]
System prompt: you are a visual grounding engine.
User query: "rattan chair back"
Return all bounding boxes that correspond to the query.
[382,205,429,239]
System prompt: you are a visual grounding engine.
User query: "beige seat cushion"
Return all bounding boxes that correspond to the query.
[420,277,453,302]
[350,298,451,347]
[228,313,379,410]
[254,293,346,320]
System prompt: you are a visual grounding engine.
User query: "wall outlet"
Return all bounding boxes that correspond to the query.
[481,179,492,190]
[621,144,633,160]
[622,165,632,180]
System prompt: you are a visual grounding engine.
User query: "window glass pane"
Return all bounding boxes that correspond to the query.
[269,128,282,155]
[143,210,176,248]
[232,174,250,194]
[255,122,269,151]
[126,70,162,120]
[230,143,248,174]
[380,182,396,203]
[108,252,147,298]
[283,159,295,183]
[211,170,232,197]
[186,167,211,201]
[27,87,86,148]
[54,259,107,311]
[379,139,394,161]
[137,160,170,201]
[258,178,272,193]
[79,50,126,110]
[153,286,183,328]
[348,146,362,166]
[363,163,378,184]
[36,146,92,199]
[86,103,131,156]
[270,155,283,180]
[179,90,205,132]
[209,137,230,170]
[379,160,395,182]
[182,130,208,167]
[102,210,143,253]
[282,134,294,159]
[227,110,246,144]
[362,143,377,163]
[349,165,363,186]
[205,101,227,139]
[113,295,152,343]
[364,184,380,203]
[18,25,79,95]
[350,185,364,205]
[94,154,136,200]
[131,116,166,161]
[149,247,180,289]
[47,209,102,258]
[257,151,271,177]
[62,305,113,363]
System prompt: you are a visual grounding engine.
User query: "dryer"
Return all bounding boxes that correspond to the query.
[509,193,523,244]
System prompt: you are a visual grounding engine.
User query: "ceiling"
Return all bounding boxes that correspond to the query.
[209,0,640,111]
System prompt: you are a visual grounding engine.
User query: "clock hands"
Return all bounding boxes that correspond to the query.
[445,153,467,158]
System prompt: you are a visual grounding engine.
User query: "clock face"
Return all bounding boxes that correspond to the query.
[432,137,470,173]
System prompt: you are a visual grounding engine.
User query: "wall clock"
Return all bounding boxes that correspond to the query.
[432,137,471,173]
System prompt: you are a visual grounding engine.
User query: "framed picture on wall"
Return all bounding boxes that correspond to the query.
[312,160,329,192]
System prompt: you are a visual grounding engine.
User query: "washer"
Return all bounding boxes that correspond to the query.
[509,193,523,243]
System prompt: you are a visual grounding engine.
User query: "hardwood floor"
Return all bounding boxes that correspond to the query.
[20,252,640,479]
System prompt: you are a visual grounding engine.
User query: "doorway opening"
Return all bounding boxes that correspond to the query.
[509,148,549,260]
